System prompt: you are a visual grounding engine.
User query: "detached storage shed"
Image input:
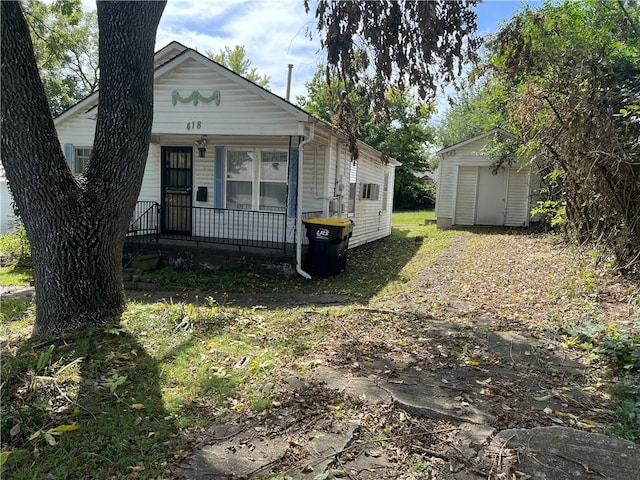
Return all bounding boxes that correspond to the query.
[435,129,536,229]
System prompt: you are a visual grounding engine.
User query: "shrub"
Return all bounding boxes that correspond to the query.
[0,225,31,267]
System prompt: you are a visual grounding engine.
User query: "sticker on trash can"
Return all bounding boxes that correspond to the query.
[315,228,330,240]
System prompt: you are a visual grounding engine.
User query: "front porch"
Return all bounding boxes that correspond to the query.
[123,201,321,267]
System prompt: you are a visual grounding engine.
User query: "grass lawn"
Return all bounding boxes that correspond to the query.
[391,209,435,226]
[1,219,638,479]
[0,266,33,287]
[0,225,461,479]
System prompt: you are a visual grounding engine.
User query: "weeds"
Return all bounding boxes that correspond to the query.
[0,226,31,267]
[1,219,638,478]
[563,317,640,442]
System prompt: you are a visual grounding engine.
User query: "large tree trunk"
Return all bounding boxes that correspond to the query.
[1,1,166,336]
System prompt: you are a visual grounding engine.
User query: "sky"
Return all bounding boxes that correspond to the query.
[82,0,541,110]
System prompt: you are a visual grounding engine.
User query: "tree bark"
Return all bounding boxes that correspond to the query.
[1,1,165,336]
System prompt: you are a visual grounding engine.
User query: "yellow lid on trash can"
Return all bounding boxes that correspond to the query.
[302,217,352,227]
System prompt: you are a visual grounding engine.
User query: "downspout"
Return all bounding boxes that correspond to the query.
[296,120,315,279]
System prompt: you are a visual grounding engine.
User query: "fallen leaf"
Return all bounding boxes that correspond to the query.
[51,423,79,433]
[44,432,56,446]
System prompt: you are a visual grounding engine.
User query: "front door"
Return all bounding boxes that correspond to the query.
[161,147,192,234]
[476,166,506,225]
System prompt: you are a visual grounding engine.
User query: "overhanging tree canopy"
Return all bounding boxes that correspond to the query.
[307,0,479,110]
[306,0,479,159]
[485,0,640,272]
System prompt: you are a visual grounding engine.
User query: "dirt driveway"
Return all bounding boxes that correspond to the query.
[156,231,638,479]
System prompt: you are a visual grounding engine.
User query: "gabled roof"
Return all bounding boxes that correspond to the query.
[152,40,188,68]
[55,41,312,125]
[52,41,399,166]
[436,128,514,157]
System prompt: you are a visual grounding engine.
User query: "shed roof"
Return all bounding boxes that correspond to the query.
[436,128,514,157]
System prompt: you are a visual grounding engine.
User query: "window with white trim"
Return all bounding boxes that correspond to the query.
[73,147,91,174]
[225,149,288,212]
[259,151,288,212]
[226,150,254,210]
[361,183,380,200]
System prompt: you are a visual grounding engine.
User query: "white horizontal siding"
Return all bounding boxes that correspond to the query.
[349,150,392,248]
[139,144,161,203]
[153,59,300,136]
[56,109,97,147]
[435,161,456,218]
[301,143,327,214]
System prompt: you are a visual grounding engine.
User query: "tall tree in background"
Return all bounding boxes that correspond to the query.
[486,0,640,272]
[25,0,99,115]
[1,0,166,335]
[207,45,270,89]
[366,89,437,209]
[436,77,507,149]
[306,0,479,159]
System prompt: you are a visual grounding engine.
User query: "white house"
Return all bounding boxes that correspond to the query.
[4,41,399,276]
[435,129,537,229]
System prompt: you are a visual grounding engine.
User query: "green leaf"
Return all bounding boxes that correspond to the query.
[36,345,55,371]
[44,432,57,446]
[0,451,11,466]
[51,422,79,433]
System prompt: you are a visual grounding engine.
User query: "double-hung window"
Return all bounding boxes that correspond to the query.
[226,150,254,210]
[73,147,91,174]
[225,149,288,212]
[259,152,288,212]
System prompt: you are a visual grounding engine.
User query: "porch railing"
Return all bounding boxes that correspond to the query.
[161,205,288,250]
[123,201,159,267]
[124,202,323,260]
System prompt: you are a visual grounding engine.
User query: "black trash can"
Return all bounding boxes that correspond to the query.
[303,217,354,278]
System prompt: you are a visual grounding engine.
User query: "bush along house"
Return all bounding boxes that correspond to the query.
[51,42,400,277]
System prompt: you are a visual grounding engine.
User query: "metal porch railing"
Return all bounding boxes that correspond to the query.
[123,201,159,267]
[123,202,322,264]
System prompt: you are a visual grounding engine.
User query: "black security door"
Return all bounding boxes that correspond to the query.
[161,147,192,234]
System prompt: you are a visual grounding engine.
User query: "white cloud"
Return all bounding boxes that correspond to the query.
[156,0,322,102]
[80,0,529,111]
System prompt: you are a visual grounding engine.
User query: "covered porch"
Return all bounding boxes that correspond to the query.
[123,201,321,266]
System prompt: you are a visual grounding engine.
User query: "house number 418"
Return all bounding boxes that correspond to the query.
[186,121,202,130]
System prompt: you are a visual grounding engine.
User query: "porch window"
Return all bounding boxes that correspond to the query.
[226,150,253,210]
[260,152,288,212]
[73,147,91,174]
[225,149,288,212]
